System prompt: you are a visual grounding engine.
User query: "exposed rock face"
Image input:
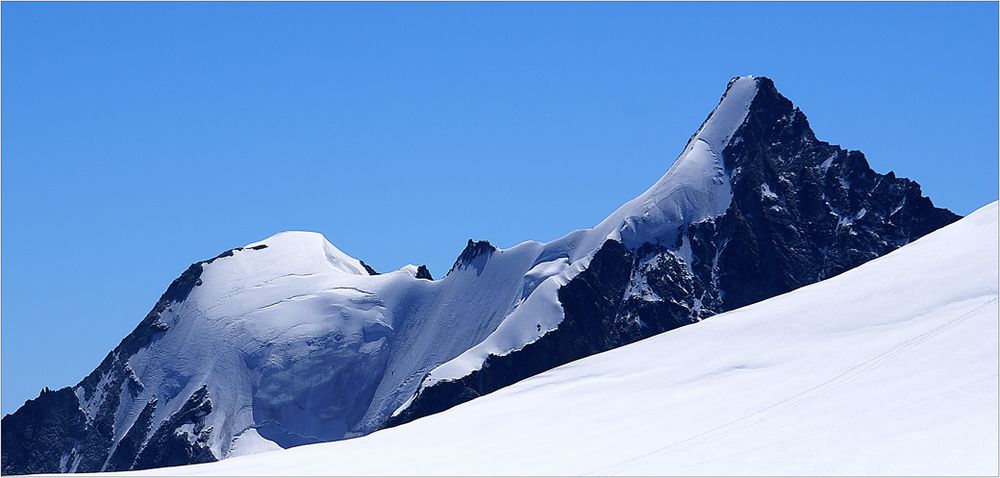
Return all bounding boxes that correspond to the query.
[414,265,433,280]
[688,78,959,313]
[359,260,379,276]
[131,386,214,470]
[1,77,961,474]
[388,77,960,427]
[0,388,87,475]
[2,247,265,474]
[448,240,497,275]
[387,240,643,424]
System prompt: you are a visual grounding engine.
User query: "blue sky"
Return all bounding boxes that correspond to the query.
[2,2,997,413]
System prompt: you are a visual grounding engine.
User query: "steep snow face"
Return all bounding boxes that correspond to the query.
[417,75,758,387]
[148,202,1000,477]
[599,75,756,249]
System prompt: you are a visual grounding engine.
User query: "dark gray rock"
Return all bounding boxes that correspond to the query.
[387,76,960,430]
[359,260,379,276]
[131,386,215,471]
[447,240,496,276]
[0,388,86,475]
[104,399,156,472]
[415,265,433,280]
[1,247,268,475]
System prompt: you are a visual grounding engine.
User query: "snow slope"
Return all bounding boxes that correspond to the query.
[84,76,762,461]
[99,229,559,456]
[412,75,758,389]
[145,201,999,476]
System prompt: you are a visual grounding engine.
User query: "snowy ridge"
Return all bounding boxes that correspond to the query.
[141,201,1000,476]
[104,230,549,457]
[416,75,758,388]
[598,74,755,248]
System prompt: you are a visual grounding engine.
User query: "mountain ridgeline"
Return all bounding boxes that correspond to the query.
[1,77,960,474]
[386,77,960,425]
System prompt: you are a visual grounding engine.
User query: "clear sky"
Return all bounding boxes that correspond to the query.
[2,2,997,414]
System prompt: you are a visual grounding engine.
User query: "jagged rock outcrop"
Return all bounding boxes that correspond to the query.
[414,265,433,280]
[388,77,960,427]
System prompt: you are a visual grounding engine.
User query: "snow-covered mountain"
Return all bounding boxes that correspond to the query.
[1,76,961,474]
[146,201,1000,476]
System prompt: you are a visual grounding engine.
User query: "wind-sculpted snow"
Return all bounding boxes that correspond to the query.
[597,75,755,249]
[0,76,964,473]
[390,75,960,426]
[118,77,764,456]
[144,202,1000,476]
[114,231,557,458]
[414,75,759,389]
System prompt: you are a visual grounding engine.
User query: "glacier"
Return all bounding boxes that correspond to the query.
[143,201,1000,476]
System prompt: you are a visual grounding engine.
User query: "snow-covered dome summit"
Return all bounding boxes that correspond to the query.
[239,231,370,277]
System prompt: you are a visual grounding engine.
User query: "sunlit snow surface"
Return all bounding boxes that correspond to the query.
[134,202,999,476]
[99,77,762,457]
[418,75,758,388]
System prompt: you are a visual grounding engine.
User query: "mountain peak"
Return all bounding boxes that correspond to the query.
[593,75,760,248]
[448,239,497,275]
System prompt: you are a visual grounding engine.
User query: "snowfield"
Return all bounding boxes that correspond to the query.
[134,202,999,476]
[75,76,765,460]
